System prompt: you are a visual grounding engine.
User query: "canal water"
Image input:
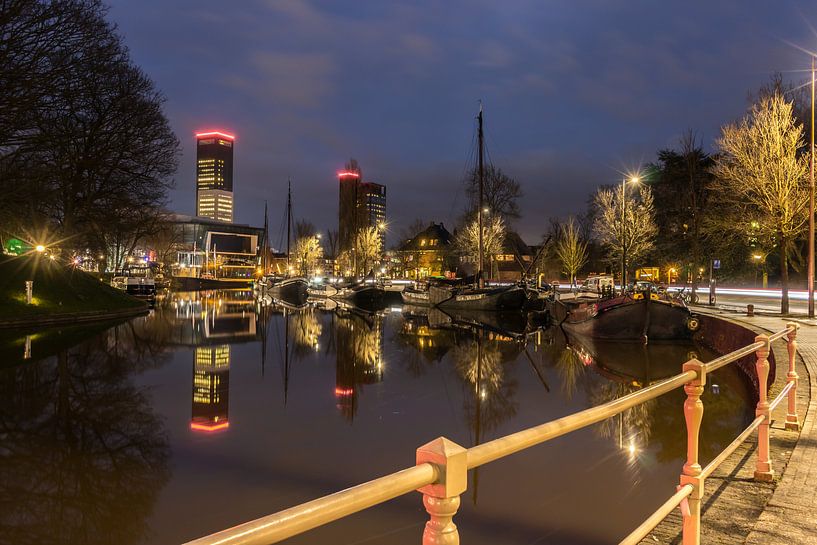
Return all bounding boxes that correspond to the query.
[0,290,756,545]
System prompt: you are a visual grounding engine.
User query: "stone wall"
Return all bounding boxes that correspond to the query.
[694,313,777,396]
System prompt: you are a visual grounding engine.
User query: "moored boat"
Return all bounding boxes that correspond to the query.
[432,283,527,311]
[554,292,699,342]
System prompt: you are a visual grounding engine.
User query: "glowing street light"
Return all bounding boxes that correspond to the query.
[620,175,641,292]
[35,244,45,253]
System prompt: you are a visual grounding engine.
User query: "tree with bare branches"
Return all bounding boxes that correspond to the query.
[354,225,382,276]
[712,93,808,313]
[593,185,656,283]
[292,234,323,276]
[455,215,506,280]
[555,216,588,287]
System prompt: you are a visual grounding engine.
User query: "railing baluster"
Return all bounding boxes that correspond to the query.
[753,334,774,481]
[416,437,468,545]
[680,359,705,545]
[785,323,801,431]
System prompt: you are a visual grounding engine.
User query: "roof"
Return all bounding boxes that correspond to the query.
[399,223,453,251]
[169,213,253,228]
[501,231,532,256]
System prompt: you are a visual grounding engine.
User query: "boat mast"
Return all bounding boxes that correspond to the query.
[286,179,292,274]
[477,103,485,289]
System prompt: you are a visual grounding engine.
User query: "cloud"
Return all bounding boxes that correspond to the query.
[224,51,337,109]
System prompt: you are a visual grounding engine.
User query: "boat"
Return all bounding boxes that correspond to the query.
[431,106,526,312]
[401,281,431,306]
[260,181,309,305]
[333,282,387,312]
[432,282,527,311]
[111,265,157,301]
[552,290,700,343]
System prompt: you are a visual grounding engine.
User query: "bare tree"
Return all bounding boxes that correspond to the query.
[593,185,656,279]
[394,218,427,249]
[555,216,588,287]
[712,93,808,313]
[354,225,382,275]
[455,215,506,280]
[294,220,315,240]
[465,165,522,222]
[0,0,179,256]
[292,234,323,276]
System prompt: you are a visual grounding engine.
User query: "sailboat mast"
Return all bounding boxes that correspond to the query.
[477,104,485,288]
[286,180,292,272]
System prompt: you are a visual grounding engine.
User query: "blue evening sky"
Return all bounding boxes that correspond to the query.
[108,0,817,244]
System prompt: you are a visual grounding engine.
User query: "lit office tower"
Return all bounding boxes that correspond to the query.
[338,161,386,260]
[196,131,235,222]
[191,345,230,432]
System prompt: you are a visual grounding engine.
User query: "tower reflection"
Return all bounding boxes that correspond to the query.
[334,311,384,421]
[191,345,231,432]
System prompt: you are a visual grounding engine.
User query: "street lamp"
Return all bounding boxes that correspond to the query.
[35,244,45,253]
[620,176,640,293]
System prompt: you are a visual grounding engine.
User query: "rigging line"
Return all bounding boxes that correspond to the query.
[449,119,479,220]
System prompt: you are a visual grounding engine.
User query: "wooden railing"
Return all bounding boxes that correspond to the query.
[184,322,802,545]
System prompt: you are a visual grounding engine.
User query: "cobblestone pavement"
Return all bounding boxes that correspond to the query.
[639,309,815,544]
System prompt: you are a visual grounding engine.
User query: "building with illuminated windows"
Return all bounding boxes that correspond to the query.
[196,131,235,222]
[338,163,386,271]
[191,345,231,432]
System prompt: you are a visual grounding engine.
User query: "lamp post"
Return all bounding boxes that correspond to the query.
[620,176,640,294]
[809,56,815,317]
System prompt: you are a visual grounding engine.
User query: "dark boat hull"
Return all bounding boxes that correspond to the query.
[434,285,527,311]
[557,296,696,342]
[174,276,252,290]
[334,285,387,312]
[269,278,309,304]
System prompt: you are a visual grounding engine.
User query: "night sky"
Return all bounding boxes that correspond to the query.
[108,0,817,245]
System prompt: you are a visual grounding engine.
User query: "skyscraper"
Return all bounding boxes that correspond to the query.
[338,160,386,268]
[196,130,234,222]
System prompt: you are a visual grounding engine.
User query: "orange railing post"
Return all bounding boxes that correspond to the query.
[754,335,774,481]
[785,323,801,431]
[416,437,467,545]
[680,359,706,545]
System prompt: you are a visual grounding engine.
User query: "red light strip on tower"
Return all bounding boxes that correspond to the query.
[196,131,235,140]
[190,421,230,432]
[337,171,360,178]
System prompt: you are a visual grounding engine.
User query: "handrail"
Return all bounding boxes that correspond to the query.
[704,341,764,373]
[186,323,800,545]
[619,484,694,545]
[184,464,438,545]
[467,369,696,468]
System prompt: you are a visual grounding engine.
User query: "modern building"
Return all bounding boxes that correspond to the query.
[338,164,386,267]
[394,222,454,279]
[169,214,263,280]
[196,130,235,223]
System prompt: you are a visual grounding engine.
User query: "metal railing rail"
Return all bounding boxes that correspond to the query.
[185,322,802,545]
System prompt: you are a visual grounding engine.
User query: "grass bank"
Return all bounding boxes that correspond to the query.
[0,254,146,321]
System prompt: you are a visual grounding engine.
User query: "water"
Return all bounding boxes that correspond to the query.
[0,290,755,545]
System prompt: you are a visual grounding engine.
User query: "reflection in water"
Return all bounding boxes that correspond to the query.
[334,311,384,421]
[0,291,757,545]
[192,346,231,432]
[0,334,170,545]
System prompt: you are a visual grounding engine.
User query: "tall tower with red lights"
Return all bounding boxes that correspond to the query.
[337,160,386,274]
[196,130,235,222]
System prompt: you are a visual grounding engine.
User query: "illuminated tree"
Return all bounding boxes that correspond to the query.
[712,94,808,313]
[455,215,506,279]
[292,235,323,276]
[354,225,382,276]
[555,216,588,287]
[593,185,656,276]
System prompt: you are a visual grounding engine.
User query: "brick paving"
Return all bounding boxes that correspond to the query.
[639,310,815,544]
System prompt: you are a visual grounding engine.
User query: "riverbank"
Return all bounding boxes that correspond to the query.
[0,255,148,327]
[640,308,815,544]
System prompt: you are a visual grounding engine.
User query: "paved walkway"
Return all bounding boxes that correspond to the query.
[742,313,817,545]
